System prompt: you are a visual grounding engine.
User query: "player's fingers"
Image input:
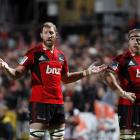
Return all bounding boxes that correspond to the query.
[127,95,134,102]
[131,98,135,103]
[129,92,136,99]
[125,92,135,102]
[132,94,136,99]
[0,62,2,67]
[0,58,4,62]
[130,95,136,103]
[92,61,100,66]
[89,61,100,68]
[0,59,4,67]
[98,64,108,70]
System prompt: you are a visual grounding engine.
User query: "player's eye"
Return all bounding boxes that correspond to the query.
[131,37,135,40]
[136,38,140,40]
[49,31,54,35]
[136,38,140,43]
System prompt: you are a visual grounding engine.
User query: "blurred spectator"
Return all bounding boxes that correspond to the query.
[0,104,14,140]
[16,99,29,140]
[64,96,80,140]
[94,101,120,140]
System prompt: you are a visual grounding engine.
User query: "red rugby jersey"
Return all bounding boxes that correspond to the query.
[18,44,68,104]
[108,50,140,105]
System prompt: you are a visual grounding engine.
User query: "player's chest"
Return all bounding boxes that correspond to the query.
[33,52,64,75]
[125,57,140,78]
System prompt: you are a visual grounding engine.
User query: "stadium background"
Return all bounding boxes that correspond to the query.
[0,0,140,140]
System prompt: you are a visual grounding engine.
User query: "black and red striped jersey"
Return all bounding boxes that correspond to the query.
[18,44,68,104]
[109,50,140,105]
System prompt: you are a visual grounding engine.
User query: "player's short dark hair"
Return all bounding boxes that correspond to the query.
[128,28,140,39]
[41,22,57,32]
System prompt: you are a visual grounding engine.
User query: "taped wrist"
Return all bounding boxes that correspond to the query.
[121,91,127,98]
[83,69,92,76]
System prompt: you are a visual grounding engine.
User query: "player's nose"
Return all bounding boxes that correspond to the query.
[134,38,138,44]
[47,33,52,38]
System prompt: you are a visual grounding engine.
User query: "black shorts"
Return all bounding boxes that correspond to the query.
[118,104,140,131]
[29,102,65,128]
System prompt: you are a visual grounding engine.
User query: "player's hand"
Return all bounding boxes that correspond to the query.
[83,62,107,76]
[121,91,136,103]
[0,58,9,69]
[89,63,107,74]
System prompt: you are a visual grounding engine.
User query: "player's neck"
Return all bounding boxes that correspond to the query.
[42,43,55,52]
[130,51,140,56]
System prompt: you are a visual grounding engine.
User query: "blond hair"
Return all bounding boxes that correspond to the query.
[41,22,57,32]
[128,28,140,39]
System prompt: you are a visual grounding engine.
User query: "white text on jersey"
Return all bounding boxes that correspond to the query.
[46,65,61,75]
[136,69,140,77]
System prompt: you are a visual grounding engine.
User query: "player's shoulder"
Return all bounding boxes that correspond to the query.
[55,48,67,62]
[114,54,124,61]
[55,48,65,56]
[114,51,129,62]
[26,44,42,55]
[55,48,64,54]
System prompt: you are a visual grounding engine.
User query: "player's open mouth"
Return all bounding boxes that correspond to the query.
[133,46,139,51]
[47,40,52,43]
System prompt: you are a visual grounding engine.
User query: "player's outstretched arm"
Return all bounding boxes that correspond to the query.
[104,71,136,102]
[61,63,107,84]
[0,58,26,80]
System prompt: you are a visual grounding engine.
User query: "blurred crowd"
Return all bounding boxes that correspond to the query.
[0,16,139,140]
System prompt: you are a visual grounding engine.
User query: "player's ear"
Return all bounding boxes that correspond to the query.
[40,33,43,39]
[56,32,59,39]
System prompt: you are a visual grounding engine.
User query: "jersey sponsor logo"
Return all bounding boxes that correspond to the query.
[18,56,28,65]
[46,65,61,75]
[128,60,135,66]
[136,69,140,77]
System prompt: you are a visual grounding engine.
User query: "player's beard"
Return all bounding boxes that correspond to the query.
[135,50,140,55]
[44,40,53,49]
[134,45,140,55]
[136,39,140,55]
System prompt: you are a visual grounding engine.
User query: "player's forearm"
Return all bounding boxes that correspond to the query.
[0,60,26,80]
[4,64,26,80]
[62,70,90,84]
[110,80,124,96]
[106,72,125,96]
[4,66,20,80]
